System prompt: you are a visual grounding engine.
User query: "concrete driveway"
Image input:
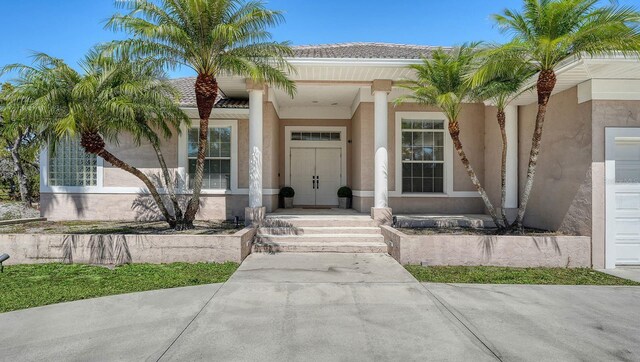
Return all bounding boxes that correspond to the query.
[1,253,639,361]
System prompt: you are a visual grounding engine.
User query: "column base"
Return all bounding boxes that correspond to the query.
[245,207,266,227]
[371,207,393,226]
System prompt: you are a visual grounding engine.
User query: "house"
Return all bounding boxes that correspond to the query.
[38,43,640,269]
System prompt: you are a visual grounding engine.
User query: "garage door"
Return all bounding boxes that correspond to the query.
[613,138,640,265]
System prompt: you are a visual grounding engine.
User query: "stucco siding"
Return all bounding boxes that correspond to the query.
[40,192,276,221]
[103,132,179,188]
[518,86,593,235]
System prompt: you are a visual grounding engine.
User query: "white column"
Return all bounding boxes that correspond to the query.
[504,104,519,209]
[374,90,389,208]
[248,88,263,208]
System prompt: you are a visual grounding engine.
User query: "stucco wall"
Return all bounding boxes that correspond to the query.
[590,99,640,268]
[103,131,179,188]
[40,192,277,221]
[1,228,255,265]
[381,226,591,267]
[350,103,373,192]
[518,87,593,235]
[350,102,486,214]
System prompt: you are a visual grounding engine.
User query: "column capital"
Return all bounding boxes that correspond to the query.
[371,79,393,95]
[246,79,266,92]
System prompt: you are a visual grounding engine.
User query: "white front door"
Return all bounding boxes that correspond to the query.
[613,137,640,265]
[315,148,342,206]
[289,148,342,206]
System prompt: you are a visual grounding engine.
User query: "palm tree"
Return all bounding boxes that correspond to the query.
[0,83,40,207]
[397,44,505,228]
[3,51,189,227]
[475,0,640,229]
[472,61,535,227]
[107,0,296,227]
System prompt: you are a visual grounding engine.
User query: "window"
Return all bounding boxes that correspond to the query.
[48,137,98,187]
[188,127,231,189]
[401,119,445,193]
[615,139,640,184]
[291,132,341,141]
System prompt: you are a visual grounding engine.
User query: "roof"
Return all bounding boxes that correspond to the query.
[169,77,249,109]
[291,42,440,59]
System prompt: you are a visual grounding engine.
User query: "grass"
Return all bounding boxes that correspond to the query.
[0,262,239,313]
[405,265,640,286]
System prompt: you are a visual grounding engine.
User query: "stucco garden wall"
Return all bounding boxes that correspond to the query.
[0,227,256,265]
[518,87,593,235]
[381,226,591,267]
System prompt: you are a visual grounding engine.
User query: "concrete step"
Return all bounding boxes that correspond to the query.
[255,234,385,244]
[252,241,388,254]
[263,217,377,228]
[257,227,381,236]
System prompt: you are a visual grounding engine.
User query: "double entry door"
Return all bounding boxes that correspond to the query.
[290,148,342,206]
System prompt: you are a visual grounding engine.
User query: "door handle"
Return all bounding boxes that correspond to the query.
[312,176,316,189]
[317,176,319,189]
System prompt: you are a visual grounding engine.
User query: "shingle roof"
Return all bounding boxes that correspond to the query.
[169,77,249,109]
[292,42,440,59]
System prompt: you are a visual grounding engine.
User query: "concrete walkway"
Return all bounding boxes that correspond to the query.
[1,253,639,361]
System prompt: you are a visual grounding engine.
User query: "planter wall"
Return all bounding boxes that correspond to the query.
[381,226,591,268]
[0,227,256,266]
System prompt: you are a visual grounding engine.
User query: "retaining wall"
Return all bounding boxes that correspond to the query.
[381,226,591,268]
[0,227,256,265]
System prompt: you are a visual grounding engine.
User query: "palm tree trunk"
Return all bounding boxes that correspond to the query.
[448,121,504,228]
[513,70,557,229]
[183,74,218,226]
[96,148,176,227]
[497,109,510,227]
[9,135,31,207]
[151,142,184,229]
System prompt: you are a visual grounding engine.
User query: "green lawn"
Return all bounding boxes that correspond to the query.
[0,262,239,313]
[405,265,640,285]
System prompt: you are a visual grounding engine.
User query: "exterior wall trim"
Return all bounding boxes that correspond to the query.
[578,79,640,104]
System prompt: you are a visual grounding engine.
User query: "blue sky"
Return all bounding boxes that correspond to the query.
[0,0,634,80]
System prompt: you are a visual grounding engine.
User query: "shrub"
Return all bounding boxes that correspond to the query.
[279,186,295,198]
[337,186,352,198]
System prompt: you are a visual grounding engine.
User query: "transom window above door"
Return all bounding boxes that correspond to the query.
[401,119,445,193]
[291,132,341,141]
[188,127,231,190]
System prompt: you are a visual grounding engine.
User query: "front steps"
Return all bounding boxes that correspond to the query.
[253,215,387,254]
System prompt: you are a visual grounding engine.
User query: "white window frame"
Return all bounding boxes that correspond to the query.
[393,111,479,198]
[40,143,105,194]
[178,119,239,194]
